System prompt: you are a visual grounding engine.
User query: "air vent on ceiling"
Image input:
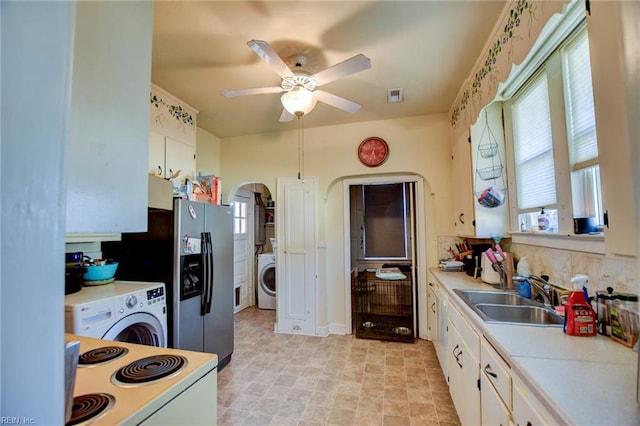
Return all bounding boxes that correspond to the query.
[387,88,404,103]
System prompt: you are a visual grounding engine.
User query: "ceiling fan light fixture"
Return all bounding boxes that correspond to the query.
[281,86,317,116]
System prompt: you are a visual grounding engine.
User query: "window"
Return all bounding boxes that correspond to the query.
[232,201,247,234]
[360,183,410,259]
[563,33,603,222]
[505,26,601,234]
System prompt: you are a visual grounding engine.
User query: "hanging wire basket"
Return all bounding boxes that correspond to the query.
[478,143,499,158]
[476,165,503,180]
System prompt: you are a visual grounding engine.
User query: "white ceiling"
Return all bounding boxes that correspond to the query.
[151,1,507,138]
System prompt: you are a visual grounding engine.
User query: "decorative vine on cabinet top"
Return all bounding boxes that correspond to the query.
[149,84,198,147]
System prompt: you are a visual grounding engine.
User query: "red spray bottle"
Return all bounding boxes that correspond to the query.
[564,274,597,336]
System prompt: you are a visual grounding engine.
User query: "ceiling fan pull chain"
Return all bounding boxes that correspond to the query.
[297,114,305,181]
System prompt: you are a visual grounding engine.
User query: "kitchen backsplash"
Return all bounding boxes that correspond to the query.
[438,235,638,295]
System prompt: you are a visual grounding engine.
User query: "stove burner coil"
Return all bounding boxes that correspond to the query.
[66,393,114,425]
[115,355,187,384]
[78,346,128,365]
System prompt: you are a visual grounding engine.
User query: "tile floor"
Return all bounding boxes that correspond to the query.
[217,307,460,426]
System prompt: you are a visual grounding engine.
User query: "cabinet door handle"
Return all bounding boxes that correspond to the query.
[157,166,163,175]
[483,363,498,378]
[452,344,463,368]
[430,302,436,313]
[459,213,465,224]
[169,168,174,177]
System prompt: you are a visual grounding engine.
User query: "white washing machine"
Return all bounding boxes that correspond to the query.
[257,253,276,310]
[65,280,168,347]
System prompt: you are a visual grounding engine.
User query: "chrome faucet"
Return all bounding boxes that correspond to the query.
[528,275,554,306]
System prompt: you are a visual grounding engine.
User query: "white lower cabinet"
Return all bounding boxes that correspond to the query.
[427,283,438,341]
[512,374,554,426]
[432,279,449,376]
[481,337,513,426]
[481,372,512,426]
[435,276,561,426]
[447,303,481,426]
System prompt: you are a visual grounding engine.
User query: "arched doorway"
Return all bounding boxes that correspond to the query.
[229,182,275,313]
[342,174,428,338]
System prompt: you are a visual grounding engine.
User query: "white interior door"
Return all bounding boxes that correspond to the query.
[276,177,317,335]
[232,190,253,313]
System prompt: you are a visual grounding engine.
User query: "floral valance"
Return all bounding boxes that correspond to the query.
[449,0,572,130]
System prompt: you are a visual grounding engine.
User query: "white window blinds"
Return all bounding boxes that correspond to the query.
[563,32,598,169]
[512,74,557,210]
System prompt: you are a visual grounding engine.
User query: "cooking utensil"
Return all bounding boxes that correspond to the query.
[65,266,86,295]
[474,255,480,279]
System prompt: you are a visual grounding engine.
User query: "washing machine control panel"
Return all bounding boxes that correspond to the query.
[147,286,165,303]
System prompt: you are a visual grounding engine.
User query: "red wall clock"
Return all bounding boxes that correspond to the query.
[357,137,389,167]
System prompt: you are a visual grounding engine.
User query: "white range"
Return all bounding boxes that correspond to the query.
[66,334,217,425]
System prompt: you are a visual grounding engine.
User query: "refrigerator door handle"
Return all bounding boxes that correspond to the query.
[204,232,214,314]
[200,232,210,316]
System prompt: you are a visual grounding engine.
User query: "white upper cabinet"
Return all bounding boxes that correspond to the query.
[148,131,196,182]
[453,102,509,238]
[65,1,153,234]
[587,2,637,257]
[470,102,509,238]
[148,85,198,183]
[452,126,475,236]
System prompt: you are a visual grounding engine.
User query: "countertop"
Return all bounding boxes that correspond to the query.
[430,269,640,426]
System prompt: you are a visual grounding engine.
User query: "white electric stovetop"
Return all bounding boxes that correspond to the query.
[67,334,218,425]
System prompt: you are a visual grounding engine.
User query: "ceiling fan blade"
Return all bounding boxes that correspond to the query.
[312,54,371,86]
[247,39,294,79]
[314,90,362,113]
[279,109,294,122]
[221,87,283,97]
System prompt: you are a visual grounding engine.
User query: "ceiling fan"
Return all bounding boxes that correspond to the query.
[221,40,371,122]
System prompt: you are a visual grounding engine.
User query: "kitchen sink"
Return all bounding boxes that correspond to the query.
[455,290,538,306]
[453,289,564,327]
[475,304,564,326]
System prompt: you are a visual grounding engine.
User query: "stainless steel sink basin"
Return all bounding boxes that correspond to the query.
[453,289,563,327]
[475,304,564,326]
[455,290,537,306]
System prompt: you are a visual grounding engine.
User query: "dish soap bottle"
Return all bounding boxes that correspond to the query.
[564,274,597,336]
[538,207,549,231]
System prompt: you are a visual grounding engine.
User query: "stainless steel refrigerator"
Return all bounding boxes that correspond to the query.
[103,199,234,369]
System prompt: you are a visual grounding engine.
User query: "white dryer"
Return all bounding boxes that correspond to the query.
[257,253,276,310]
[65,281,168,347]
